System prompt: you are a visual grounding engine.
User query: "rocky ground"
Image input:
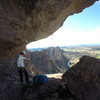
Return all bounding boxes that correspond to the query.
[1,56,100,100]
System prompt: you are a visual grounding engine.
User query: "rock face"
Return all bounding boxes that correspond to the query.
[62,56,100,100]
[29,47,69,74]
[0,0,97,58]
[47,47,63,60]
[0,58,21,100]
[1,55,100,100]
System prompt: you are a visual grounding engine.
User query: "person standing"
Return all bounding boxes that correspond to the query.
[17,51,30,84]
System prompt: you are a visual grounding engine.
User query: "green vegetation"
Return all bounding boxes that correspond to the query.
[61,45,100,65]
[96,55,100,59]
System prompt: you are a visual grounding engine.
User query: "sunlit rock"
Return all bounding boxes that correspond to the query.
[0,0,97,58]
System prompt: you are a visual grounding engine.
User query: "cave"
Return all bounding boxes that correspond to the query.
[0,0,99,100]
[0,0,97,59]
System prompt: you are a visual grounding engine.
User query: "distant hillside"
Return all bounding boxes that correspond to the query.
[60,44,100,66]
[27,47,69,74]
[26,44,100,72]
[27,47,48,52]
[27,44,100,52]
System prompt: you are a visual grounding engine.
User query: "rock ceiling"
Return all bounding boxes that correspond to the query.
[0,0,97,59]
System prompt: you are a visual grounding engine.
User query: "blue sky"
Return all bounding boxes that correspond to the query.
[64,1,100,31]
[27,1,100,49]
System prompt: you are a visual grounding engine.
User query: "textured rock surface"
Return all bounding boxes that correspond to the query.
[1,55,100,100]
[0,0,97,58]
[47,47,63,60]
[28,47,69,74]
[0,58,21,100]
[0,58,62,100]
[62,56,100,100]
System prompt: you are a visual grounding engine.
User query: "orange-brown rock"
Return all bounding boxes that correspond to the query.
[0,0,97,58]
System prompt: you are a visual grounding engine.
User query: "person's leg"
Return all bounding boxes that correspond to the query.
[18,68,23,84]
[23,68,29,83]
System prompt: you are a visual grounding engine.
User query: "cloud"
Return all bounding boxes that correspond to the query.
[26,27,100,49]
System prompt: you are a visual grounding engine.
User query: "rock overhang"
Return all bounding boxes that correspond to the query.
[0,0,97,59]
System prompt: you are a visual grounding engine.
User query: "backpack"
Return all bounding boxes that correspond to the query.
[33,75,48,86]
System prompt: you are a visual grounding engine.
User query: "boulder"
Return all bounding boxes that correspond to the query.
[62,56,100,100]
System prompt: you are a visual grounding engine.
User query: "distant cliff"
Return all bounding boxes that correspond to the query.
[28,47,69,74]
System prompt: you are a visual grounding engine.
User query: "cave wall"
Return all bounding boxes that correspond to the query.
[0,0,97,58]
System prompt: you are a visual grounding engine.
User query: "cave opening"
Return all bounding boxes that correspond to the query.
[25,1,100,77]
[1,1,100,100]
[27,1,100,49]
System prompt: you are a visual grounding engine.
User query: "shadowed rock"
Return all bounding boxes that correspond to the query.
[62,56,100,100]
[1,56,100,100]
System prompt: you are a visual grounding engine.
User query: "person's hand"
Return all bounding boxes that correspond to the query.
[27,58,30,61]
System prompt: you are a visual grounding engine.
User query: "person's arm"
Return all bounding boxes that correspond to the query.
[23,56,30,60]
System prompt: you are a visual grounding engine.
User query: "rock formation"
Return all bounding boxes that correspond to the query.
[1,54,100,100]
[0,0,97,58]
[47,47,63,60]
[62,56,100,100]
[0,0,99,99]
[28,47,69,74]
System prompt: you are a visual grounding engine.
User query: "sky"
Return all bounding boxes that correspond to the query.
[27,1,100,49]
